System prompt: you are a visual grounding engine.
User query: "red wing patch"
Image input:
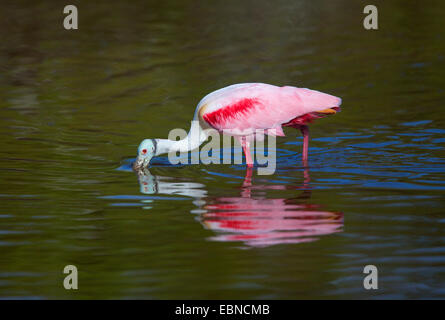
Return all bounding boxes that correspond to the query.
[203,98,259,128]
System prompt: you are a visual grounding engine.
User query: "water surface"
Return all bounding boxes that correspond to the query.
[1,0,445,299]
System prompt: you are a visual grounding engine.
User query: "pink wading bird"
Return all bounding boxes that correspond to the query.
[133,83,341,170]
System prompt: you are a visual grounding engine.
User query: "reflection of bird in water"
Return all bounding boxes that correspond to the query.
[136,168,343,248]
[137,168,207,199]
[200,168,343,247]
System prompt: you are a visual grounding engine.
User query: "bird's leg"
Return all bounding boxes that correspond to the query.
[241,137,253,167]
[299,125,309,166]
[242,166,253,188]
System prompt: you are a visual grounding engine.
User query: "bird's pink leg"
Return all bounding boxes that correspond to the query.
[300,125,309,166]
[241,137,253,167]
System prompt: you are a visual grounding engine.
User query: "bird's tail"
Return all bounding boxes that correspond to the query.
[295,88,342,114]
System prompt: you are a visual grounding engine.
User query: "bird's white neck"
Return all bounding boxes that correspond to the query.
[154,120,208,156]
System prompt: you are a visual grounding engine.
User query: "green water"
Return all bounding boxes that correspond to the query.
[1,0,445,299]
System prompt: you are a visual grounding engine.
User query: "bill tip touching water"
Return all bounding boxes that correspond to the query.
[133,83,341,171]
[133,138,157,170]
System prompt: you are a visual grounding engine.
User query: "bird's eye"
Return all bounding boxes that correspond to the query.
[142,149,147,154]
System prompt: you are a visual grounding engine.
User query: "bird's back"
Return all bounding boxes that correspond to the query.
[196,83,341,134]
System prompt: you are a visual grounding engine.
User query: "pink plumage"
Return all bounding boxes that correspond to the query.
[200,83,341,134]
[133,82,343,170]
[197,83,342,165]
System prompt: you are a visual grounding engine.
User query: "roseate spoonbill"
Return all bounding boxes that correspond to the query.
[133,83,341,169]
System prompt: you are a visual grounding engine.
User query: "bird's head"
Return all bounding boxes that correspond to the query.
[133,139,157,170]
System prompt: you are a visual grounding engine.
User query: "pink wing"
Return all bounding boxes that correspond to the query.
[200,83,341,136]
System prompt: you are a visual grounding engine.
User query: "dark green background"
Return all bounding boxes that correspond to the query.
[0,0,444,299]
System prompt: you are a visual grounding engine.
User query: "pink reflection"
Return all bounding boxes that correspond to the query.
[201,168,343,247]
